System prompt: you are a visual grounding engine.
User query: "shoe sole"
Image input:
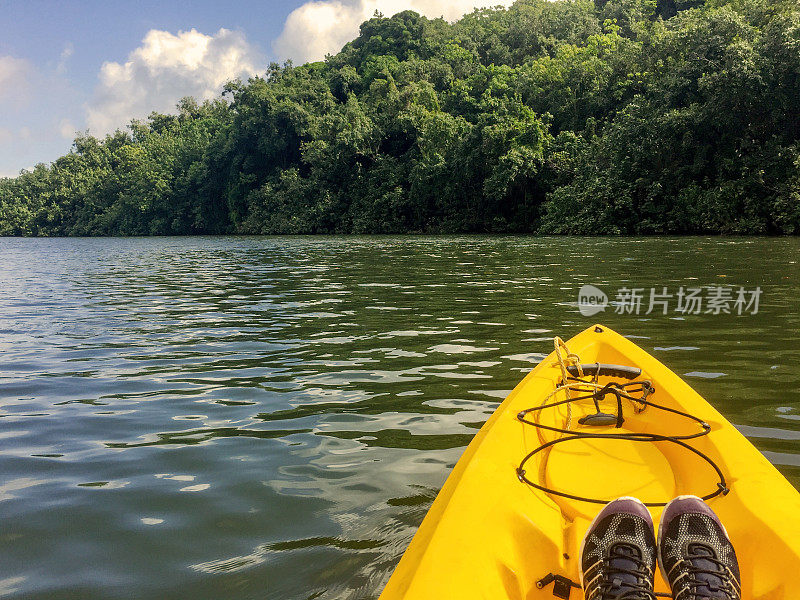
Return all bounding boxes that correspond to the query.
[579,496,651,590]
[657,494,732,585]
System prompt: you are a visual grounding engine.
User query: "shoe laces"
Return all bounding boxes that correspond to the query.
[669,544,741,600]
[586,543,656,600]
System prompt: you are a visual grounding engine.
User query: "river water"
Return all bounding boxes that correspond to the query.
[1,236,798,599]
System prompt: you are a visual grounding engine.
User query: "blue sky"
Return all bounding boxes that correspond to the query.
[0,1,298,90]
[0,0,508,178]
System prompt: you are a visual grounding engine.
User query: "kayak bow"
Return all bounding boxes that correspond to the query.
[379,324,800,599]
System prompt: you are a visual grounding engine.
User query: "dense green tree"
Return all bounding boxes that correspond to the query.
[1,0,798,235]
[540,3,800,234]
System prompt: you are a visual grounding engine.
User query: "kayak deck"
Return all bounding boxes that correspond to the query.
[379,325,800,600]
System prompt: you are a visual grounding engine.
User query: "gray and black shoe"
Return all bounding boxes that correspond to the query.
[658,495,741,600]
[580,496,657,600]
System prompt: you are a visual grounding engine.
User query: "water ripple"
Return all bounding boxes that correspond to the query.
[0,235,798,600]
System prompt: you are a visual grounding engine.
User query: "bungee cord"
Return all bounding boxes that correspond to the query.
[516,338,730,508]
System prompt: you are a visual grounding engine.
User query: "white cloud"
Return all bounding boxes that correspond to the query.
[274,0,513,64]
[86,28,264,135]
[58,118,76,139]
[0,55,32,105]
[57,42,74,75]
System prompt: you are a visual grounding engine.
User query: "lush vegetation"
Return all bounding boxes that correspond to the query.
[2,0,799,235]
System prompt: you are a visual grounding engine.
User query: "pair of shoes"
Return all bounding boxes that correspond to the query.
[580,495,741,600]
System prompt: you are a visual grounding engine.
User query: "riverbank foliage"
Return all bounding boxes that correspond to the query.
[2,0,799,235]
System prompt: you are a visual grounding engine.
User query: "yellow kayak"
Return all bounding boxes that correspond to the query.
[379,324,800,599]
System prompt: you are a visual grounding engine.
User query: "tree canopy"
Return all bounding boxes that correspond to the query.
[2,0,799,235]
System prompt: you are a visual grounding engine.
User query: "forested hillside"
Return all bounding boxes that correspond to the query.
[2,0,799,235]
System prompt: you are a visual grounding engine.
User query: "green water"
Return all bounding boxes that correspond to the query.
[0,236,798,599]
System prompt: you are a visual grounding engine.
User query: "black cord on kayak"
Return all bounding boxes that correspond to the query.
[515,378,729,507]
[536,572,672,599]
[518,380,711,441]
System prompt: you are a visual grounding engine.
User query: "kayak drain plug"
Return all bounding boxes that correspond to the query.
[578,412,618,426]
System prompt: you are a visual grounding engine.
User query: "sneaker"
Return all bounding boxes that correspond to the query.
[658,495,741,599]
[580,497,657,600]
